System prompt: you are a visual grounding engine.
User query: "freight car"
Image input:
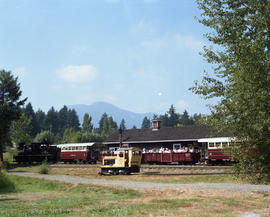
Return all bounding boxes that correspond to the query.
[14,141,60,164]
[57,142,101,164]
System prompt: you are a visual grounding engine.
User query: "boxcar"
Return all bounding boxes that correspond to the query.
[57,143,100,164]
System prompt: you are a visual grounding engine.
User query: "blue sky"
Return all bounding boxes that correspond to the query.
[0,0,214,115]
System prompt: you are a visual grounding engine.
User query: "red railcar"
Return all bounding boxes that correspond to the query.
[198,137,233,164]
[142,152,200,164]
[58,143,100,164]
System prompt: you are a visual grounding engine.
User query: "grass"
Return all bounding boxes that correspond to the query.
[10,165,240,184]
[0,174,270,217]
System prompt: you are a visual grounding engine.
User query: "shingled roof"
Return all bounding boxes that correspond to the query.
[104,125,217,144]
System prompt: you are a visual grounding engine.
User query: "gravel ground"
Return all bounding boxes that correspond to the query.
[9,171,270,193]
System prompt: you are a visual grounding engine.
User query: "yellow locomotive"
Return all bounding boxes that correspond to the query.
[100,147,142,175]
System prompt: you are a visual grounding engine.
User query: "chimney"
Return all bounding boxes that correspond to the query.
[152,118,161,131]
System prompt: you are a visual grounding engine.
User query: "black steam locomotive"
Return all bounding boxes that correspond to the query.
[14,141,60,164]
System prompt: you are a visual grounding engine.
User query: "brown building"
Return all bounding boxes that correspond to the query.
[104,118,220,151]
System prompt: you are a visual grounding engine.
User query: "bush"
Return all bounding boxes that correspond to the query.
[39,159,50,174]
[0,171,15,193]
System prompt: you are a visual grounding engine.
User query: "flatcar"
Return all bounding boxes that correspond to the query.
[198,137,233,164]
[57,143,101,164]
[14,141,60,164]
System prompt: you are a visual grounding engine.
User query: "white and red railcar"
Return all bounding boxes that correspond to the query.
[57,143,99,164]
[198,137,234,164]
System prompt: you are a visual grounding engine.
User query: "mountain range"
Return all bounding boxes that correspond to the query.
[68,102,154,129]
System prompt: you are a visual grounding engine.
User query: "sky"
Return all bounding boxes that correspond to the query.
[0,0,215,115]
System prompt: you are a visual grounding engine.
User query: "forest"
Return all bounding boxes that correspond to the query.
[10,103,202,146]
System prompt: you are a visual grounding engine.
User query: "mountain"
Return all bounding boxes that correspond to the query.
[68,102,154,129]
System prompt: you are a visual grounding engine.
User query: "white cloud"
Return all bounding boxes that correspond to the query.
[57,64,97,84]
[175,100,190,110]
[158,92,162,96]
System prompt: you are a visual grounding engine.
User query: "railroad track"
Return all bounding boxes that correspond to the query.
[48,163,232,170]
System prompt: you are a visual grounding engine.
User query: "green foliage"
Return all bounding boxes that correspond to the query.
[120,118,126,130]
[34,130,55,144]
[192,0,270,182]
[0,70,27,162]
[62,128,79,143]
[39,159,50,174]
[10,112,32,145]
[77,132,104,143]
[141,116,151,128]
[82,113,93,133]
[159,105,196,127]
[99,113,118,137]
[24,102,40,137]
[0,171,15,193]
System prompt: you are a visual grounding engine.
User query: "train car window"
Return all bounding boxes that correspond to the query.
[222,142,228,147]
[216,142,221,148]
[76,146,79,150]
[68,147,71,150]
[72,147,75,150]
[79,146,83,150]
[209,143,215,148]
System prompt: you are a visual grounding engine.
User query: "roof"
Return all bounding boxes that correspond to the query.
[57,142,96,148]
[105,125,222,144]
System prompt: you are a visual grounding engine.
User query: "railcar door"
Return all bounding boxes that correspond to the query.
[201,142,208,161]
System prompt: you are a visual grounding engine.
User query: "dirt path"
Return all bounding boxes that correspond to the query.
[9,171,270,193]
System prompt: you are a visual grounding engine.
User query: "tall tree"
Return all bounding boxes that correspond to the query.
[35,109,46,131]
[120,119,126,130]
[82,113,93,133]
[141,117,151,129]
[66,109,80,131]
[191,0,270,182]
[24,102,40,137]
[0,70,27,163]
[58,105,68,134]
[45,107,59,134]
[10,112,32,145]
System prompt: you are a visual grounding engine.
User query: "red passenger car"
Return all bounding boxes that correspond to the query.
[198,137,233,164]
[142,152,200,164]
[58,143,100,164]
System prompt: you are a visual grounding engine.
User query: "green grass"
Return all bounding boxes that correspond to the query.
[1,175,270,217]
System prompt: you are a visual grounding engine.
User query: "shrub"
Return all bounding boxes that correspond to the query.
[0,171,15,193]
[39,159,50,174]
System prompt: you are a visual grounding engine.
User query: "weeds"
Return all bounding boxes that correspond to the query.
[38,159,50,174]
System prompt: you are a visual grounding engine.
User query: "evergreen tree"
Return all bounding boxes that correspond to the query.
[10,112,32,145]
[0,70,27,162]
[58,106,68,134]
[191,0,270,182]
[45,107,59,134]
[98,113,108,133]
[180,110,194,126]
[67,109,80,131]
[141,117,151,129]
[82,113,93,133]
[168,105,180,127]
[35,109,46,132]
[120,119,126,130]
[24,102,40,137]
